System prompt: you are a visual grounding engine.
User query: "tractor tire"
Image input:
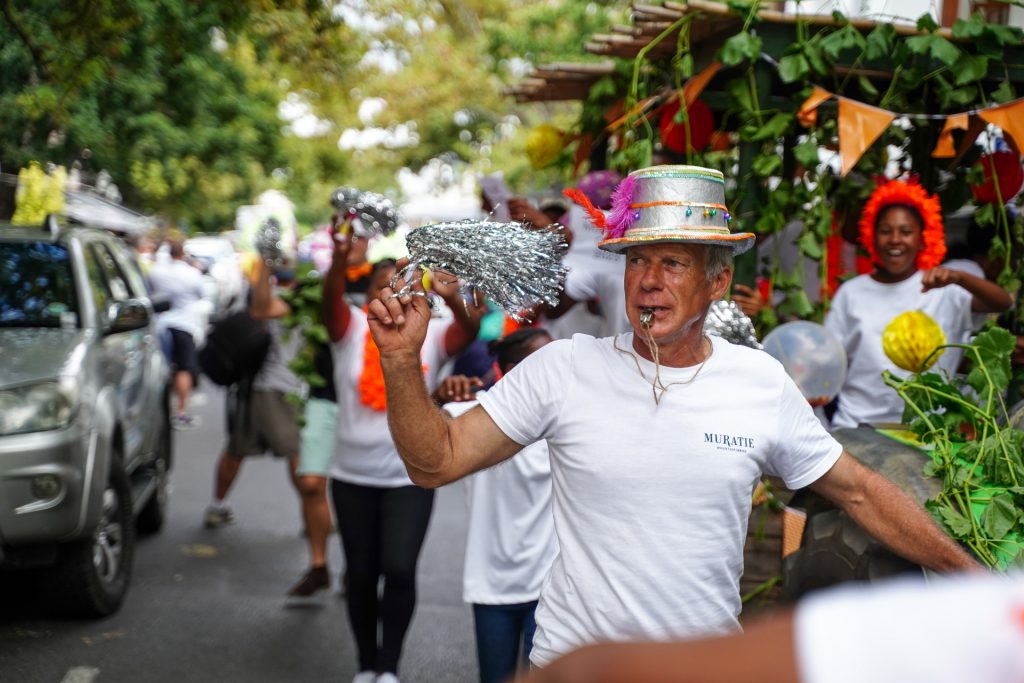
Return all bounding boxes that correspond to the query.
[781,509,922,602]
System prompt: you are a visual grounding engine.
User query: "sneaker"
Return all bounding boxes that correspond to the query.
[287,566,330,597]
[377,673,400,683]
[203,505,234,529]
[352,672,377,683]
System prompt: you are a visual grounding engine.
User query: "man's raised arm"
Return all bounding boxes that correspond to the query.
[367,266,523,488]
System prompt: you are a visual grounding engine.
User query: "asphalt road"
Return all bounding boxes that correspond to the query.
[0,387,478,683]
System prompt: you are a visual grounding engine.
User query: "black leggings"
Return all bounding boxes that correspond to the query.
[331,479,435,675]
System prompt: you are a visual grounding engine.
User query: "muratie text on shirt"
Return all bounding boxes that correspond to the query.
[704,433,755,449]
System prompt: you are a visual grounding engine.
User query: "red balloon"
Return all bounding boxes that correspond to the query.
[970,151,1023,205]
[659,98,713,154]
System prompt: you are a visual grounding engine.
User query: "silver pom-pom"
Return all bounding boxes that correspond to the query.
[255,217,284,263]
[704,299,761,349]
[330,186,400,237]
[404,219,568,321]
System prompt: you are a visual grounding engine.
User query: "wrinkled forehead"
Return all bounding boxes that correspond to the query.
[625,242,707,260]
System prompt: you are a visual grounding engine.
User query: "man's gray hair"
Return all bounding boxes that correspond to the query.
[704,244,733,281]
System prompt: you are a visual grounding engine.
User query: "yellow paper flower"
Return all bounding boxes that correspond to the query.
[882,310,946,373]
[526,124,564,169]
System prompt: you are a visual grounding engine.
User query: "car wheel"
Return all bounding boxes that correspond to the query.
[48,457,135,617]
[781,509,922,602]
[137,410,171,534]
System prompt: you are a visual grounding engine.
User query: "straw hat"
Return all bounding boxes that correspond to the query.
[565,165,754,254]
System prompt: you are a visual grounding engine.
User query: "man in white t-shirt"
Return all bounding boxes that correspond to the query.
[148,236,208,428]
[366,165,980,668]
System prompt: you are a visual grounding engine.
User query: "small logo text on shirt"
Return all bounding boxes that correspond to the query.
[704,432,755,452]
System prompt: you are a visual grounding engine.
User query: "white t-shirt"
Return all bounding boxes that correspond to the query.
[944,258,990,332]
[444,398,559,605]
[562,206,631,338]
[796,573,1024,683]
[825,271,974,429]
[253,319,305,395]
[476,333,842,666]
[148,259,207,339]
[329,307,451,487]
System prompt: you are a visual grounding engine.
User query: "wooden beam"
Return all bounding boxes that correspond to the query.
[632,3,686,19]
[683,0,735,16]
[534,61,616,75]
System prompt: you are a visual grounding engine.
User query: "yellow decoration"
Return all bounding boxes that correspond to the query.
[882,311,946,373]
[240,251,262,284]
[12,161,67,224]
[525,124,564,169]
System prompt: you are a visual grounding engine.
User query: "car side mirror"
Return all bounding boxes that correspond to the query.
[151,297,172,314]
[107,300,151,334]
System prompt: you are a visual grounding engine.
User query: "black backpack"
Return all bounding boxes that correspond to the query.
[198,311,271,386]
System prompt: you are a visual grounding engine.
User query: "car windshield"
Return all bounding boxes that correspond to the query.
[0,242,79,327]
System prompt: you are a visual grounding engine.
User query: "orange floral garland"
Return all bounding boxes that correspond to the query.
[357,315,427,411]
[858,178,946,271]
[347,262,372,282]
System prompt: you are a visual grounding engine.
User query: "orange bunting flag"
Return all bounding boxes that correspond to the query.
[947,116,988,168]
[838,97,896,176]
[797,86,833,128]
[932,113,969,158]
[979,100,1024,157]
[682,61,722,107]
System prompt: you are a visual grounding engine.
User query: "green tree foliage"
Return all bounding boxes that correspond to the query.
[307,0,626,196]
[0,0,355,230]
[1,0,624,229]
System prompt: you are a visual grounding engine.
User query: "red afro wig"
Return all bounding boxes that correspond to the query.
[859,179,946,271]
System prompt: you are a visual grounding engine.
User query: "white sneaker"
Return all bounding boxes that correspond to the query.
[376,674,399,683]
[352,672,377,683]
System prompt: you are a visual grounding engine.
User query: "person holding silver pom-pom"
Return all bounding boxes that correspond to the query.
[322,214,485,683]
[364,164,980,673]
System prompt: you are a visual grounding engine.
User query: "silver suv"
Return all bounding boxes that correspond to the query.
[0,219,171,616]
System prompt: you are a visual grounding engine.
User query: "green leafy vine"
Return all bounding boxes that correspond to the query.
[883,327,1024,570]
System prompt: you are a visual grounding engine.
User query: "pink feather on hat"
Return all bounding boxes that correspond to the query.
[605,174,638,240]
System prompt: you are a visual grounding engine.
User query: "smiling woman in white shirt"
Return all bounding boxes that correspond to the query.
[825,179,1011,429]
